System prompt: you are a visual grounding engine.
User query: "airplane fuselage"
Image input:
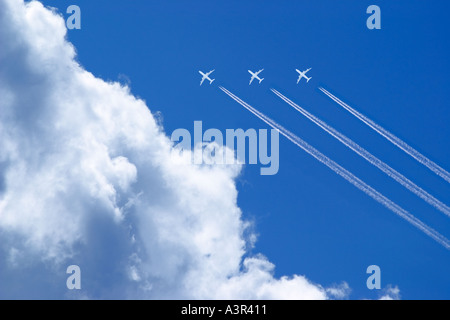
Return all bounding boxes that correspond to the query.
[248,69,264,84]
[296,68,312,83]
[199,70,215,85]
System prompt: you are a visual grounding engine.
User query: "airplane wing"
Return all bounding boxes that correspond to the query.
[249,77,254,85]
[200,77,206,86]
[256,69,264,76]
[206,69,215,77]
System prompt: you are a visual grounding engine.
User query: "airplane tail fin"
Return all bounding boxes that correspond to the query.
[210,79,215,84]
[259,78,264,84]
[307,77,312,83]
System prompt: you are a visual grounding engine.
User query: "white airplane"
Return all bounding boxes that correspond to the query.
[248,69,264,85]
[199,69,215,86]
[296,68,312,84]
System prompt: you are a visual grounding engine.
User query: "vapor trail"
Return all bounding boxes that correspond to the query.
[319,87,450,184]
[219,86,450,250]
[271,89,450,218]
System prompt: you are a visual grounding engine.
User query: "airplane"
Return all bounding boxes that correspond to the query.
[296,68,312,84]
[199,70,215,86]
[248,69,264,85]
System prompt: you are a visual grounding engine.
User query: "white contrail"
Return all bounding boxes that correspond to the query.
[271,89,450,218]
[319,87,450,184]
[219,86,450,250]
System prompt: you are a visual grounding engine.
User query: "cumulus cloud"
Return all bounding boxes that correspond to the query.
[379,286,401,300]
[0,0,347,299]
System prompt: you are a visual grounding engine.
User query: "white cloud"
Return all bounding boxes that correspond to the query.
[379,286,401,300]
[0,0,348,299]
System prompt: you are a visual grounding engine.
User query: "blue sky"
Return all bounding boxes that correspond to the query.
[31,0,450,299]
